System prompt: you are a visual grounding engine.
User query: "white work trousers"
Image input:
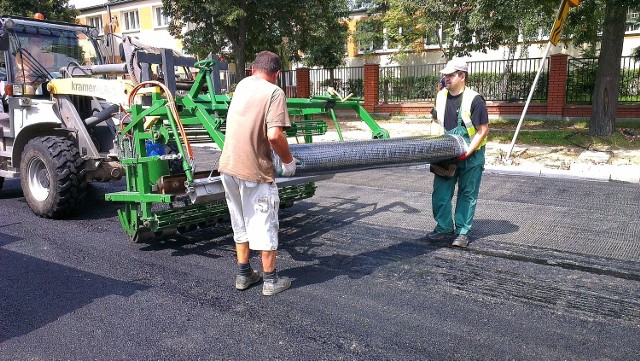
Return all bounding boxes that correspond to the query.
[221,173,280,251]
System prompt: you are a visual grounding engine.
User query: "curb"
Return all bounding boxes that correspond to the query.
[485,164,640,183]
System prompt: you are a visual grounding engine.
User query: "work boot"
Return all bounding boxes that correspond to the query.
[451,234,470,248]
[235,270,261,290]
[262,275,291,296]
[426,230,454,241]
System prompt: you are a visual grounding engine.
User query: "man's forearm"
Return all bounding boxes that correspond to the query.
[268,127,293,163]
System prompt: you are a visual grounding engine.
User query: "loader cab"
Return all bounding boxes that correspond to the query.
[0,55,7,111]
[0,15,103,98]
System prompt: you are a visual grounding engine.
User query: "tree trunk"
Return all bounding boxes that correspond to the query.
[589,2,628,136]
[233,1,249,82]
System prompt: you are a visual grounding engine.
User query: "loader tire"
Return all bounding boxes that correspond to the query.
[20,136,87,219]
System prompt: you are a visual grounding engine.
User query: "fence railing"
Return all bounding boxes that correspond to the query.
[278,70,298,98]
[379,64,444,103]
[466,58,549,102]
[378,58,548,103]
[309,67,364,98]
[217,69,239,94]
[567,56,640,104]
[280,56,639,104]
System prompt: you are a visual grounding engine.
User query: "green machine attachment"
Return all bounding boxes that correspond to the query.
[105,59,388,242]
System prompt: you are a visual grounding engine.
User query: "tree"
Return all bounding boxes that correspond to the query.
[360,0,636,137]
[586,1,629,136]
[0,0,78,23]
[564,0,635,136]
[162,0,350,81]
[356,0,557,61]
[297,5,349,69]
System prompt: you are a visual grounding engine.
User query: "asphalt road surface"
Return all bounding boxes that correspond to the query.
[1,167,639,360]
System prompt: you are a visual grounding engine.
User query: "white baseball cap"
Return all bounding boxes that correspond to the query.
[440,58,468,75]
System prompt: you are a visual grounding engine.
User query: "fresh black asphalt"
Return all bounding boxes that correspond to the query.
[1,166,639,360]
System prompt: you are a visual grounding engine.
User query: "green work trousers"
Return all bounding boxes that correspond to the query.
[432,123,485,235]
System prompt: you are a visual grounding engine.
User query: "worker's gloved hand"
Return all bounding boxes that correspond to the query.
[456,153,468,162]
[280,158,298,177]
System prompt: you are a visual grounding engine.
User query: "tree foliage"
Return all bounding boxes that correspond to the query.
[162,0,349,79]
[0,0,78,23]
[359,0,637,136]
[355,0,558,60]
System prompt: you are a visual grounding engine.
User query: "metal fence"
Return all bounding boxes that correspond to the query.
[216,69,239,94]
[379,64,444,103]
[278,70,298,98]
[378,58,548,103]
[466,58,548,102]
[567,56,640,104]
[309,67,365,98]
[275,56,638,104]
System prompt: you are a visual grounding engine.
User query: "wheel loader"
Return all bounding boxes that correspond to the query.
[0,14,128,218]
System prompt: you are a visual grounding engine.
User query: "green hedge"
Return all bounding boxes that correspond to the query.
[566,58,640,104]
[379,72,548,102]
[379,75,441,102]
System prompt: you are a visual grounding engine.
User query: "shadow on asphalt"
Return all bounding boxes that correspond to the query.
[122,193,446,291]
[470,218,519,238]
[0,178,126,221]
[0,243,148,342]
[276,195,446,289]
[0,178,22,199]
[136,228,231,260]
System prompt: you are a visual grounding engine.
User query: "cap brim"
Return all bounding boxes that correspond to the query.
[439,66,457,75]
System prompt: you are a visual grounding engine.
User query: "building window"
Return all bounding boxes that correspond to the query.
[153,6,170,28]
[384,27,403,50]
[88,15,104,35]
[627,8,640,33]
[356,19,384,53]
[424,30,439,47]
[122,10,140,32]
[424,27,450,49]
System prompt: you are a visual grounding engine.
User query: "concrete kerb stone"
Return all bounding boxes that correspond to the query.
[483,142,640,184]
[570,163,640,183]
[485,156,640,183]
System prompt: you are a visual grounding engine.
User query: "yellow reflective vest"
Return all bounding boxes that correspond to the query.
[435,88,487,147]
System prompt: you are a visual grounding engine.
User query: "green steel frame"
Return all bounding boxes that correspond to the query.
[105,59,388,241]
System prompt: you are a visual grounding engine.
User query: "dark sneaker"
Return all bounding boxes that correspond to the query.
[426,231,454,241]
[262,276,291,296]
[235,270,261,290]
[452,234,470,248]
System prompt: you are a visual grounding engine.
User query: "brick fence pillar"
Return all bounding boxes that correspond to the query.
[547,53,568,118]
[296,68,310,99]
[364,63,380,113]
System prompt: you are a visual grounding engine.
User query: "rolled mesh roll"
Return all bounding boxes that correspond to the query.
[277,134,467,175]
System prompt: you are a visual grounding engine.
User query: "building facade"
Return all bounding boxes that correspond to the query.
[344,4,640,67]
[70,0,188,62]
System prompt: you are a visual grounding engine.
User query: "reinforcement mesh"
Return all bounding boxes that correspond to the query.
[277,135,467,175]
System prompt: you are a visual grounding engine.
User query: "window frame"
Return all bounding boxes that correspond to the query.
[153,6,170,28]
[627,8,640,33]
[87,15,104,35]
[121,10,140,32]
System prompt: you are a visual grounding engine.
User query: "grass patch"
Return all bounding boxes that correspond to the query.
[489,119,589,130]
[490,129,640,150]
[304,114,640,149]
[488,119,640,149]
